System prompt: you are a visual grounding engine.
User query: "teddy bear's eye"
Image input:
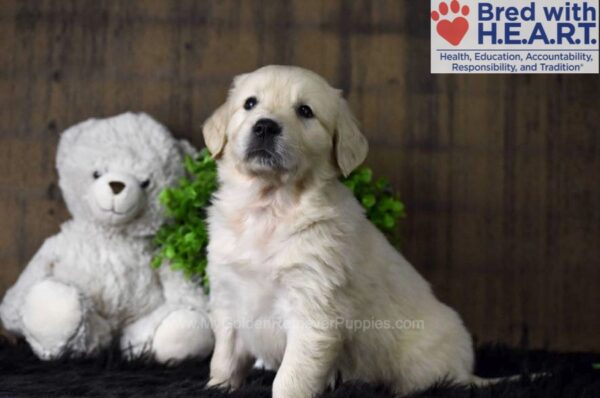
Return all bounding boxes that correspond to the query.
[93,171,102,179]
[140,179,151,189]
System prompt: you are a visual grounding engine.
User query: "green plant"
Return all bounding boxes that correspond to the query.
[151,150,217,286]
[342,167,406,238]
[153,149,406,285]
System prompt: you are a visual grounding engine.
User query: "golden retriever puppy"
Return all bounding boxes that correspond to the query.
[203,65,479,397]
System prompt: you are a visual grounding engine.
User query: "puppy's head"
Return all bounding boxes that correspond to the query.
[203,65,368,181]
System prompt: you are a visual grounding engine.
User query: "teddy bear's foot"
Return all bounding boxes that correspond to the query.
[152,309,214,364]
[22,279,84,359]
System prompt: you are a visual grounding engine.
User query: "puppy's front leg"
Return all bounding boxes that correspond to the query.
[207,310,253,390]
[273,322,341,398]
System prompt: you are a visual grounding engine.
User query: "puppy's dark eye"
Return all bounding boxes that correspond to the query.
[244,97,258,110]
[297,104,314,119]
[140,179,151,189]
[93,171,102,179]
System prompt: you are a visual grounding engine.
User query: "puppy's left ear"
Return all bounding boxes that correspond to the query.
[202,103,229,158]
[334,98,369,177]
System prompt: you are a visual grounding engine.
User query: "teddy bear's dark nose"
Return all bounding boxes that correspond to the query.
[109,181,126,195]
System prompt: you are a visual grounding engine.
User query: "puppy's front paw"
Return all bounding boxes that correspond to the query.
[206,377,237,391]
[273,374,318,398]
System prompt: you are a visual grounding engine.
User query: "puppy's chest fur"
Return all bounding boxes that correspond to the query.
[208,202,302,366]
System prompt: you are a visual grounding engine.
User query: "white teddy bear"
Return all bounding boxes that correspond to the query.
[0,112,214,362]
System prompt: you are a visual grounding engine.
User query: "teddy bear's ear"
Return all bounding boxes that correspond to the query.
[177,139,198,158]
[202,103,228,158]
[56,118,97,170]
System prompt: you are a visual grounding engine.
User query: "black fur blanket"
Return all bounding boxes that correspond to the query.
[0,338,598,397]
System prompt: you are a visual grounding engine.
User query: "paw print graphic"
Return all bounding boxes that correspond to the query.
[431,0,470,46]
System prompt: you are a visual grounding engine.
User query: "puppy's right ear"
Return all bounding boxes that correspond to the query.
[202,103,228,158]
[203,74,248,158]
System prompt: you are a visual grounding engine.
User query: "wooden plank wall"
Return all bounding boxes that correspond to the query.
[0,0,598,351]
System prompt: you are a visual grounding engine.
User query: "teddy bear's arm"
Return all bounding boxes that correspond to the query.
[119,265,213,362]
[0,236,59,334]
[157,265,208,311]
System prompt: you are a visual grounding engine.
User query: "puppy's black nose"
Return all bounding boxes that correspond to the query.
[109,181,126,195]
[253,118,281,137]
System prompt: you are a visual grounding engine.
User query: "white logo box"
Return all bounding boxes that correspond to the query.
[431,0,599,74]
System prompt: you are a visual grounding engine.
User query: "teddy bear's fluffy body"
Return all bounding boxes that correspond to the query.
[0,112,214,361]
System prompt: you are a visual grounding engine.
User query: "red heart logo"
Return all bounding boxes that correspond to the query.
[436,17,468,46]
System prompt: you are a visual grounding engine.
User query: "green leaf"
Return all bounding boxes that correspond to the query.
[358,168,372,183]
[165,246,176,259]
[361,194,376,208]
[383,214,395,230]
[150,256,163,269]
[183,232,196,243]
[392,200,404,213]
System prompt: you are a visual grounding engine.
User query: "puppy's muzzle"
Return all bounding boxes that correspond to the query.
[246,118,282,163]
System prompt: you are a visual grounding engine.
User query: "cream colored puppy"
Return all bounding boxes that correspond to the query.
[203,65,477,397]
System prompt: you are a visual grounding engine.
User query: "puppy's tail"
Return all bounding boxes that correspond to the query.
[469,372,548,387]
